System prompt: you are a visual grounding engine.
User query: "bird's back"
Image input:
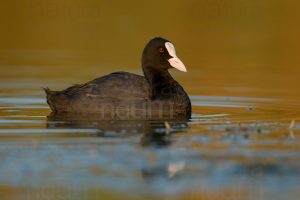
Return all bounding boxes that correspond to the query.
[45,72,191,119]
[45,72,149,114]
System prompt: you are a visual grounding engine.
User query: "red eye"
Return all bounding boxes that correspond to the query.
[158,47,164,53]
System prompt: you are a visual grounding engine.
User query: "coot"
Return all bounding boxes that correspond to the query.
[44,37,191,119]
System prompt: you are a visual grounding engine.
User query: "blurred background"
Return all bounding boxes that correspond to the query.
[1,1,300,200]
[0,0,299,99]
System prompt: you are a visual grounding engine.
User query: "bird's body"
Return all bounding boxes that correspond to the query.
[45,37,191,119]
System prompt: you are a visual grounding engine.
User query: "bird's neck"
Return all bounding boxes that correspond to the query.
[143,65,175,99]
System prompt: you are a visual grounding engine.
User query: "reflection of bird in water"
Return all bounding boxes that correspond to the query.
[140,161,186,180]
[47,113,189,147]
[47,113,189,181]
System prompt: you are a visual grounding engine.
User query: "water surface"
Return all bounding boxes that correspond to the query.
[1,1,300,199]
[0,70,299,200]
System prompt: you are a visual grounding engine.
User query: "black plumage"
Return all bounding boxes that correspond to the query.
[44,37,191,119]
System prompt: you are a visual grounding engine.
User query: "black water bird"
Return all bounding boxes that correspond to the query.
[44,37,191,119]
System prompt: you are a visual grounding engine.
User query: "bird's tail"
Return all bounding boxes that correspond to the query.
[43,87,58,113]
